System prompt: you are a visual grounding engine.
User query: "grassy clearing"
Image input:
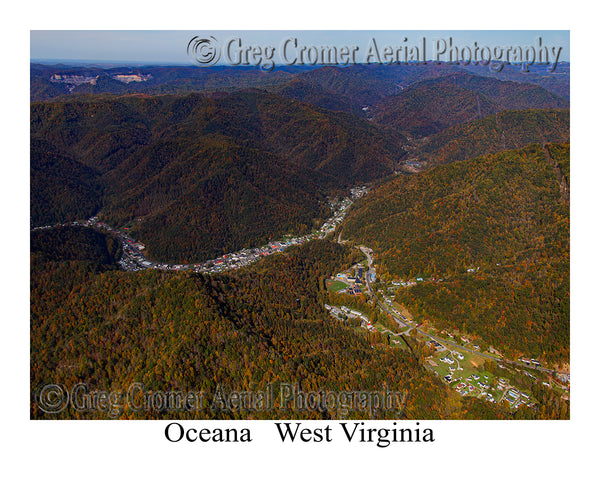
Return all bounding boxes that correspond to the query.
[326,279,348,292]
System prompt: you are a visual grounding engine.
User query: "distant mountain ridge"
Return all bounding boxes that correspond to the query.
[372,72,569,137]
[31,63,570,112]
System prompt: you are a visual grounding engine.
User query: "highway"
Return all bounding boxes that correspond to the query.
[361,246,408,329]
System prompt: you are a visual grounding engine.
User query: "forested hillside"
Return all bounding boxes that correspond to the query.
[422,72,569,110]
[373,83,498,137]
[30,138,103,225]
[31,239,508,420]
[342,144,569,365]
[31,90,405,262]
[31,226,121,268]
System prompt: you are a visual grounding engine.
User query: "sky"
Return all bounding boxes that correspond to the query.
[30,30,570,65]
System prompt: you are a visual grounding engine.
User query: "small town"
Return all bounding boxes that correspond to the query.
[31,186,369,275]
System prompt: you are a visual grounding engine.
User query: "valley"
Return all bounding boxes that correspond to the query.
[30,60,570,420]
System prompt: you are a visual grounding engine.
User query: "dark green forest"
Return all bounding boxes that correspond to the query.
[31,226,121,268]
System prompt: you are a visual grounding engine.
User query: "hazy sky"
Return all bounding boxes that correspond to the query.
[31,30,570,65]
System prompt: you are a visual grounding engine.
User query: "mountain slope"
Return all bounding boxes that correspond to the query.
[410,109,570,168]
[373,83,499,137]
[431,72,569,110]
[274,76,364,116]
[271,63,470,116]
[103,137,332,262]
[31,238,506,419]
[341,143,569,365]
[461,63,570,100]
[31,226,121,268]
[31,90,405,262]
[30,138,103,225]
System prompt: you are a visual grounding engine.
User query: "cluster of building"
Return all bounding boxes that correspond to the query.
[114,233,303,273]
[345,285,362,295]
[193,240,300,274]
[324,304,374,331]
[504,387,534,409]
[427,340,444,352]
[482,392,496,403]
[440,356,454,365]
[80,188,369,274]
[519,358,542,368]
[31,218,94,231]
[455,382,476,396]
[440,351,464,364]
[33,187,371,277]
[333,262,368,295]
